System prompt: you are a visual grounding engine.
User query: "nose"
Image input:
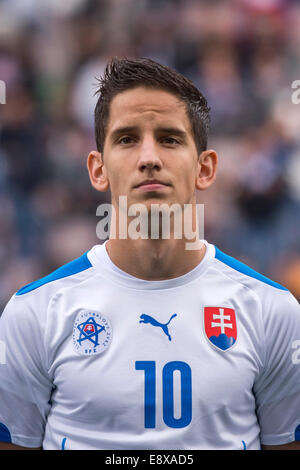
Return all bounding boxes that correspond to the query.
[137,136,162,172]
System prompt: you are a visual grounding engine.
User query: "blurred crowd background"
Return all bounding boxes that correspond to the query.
[0,0,300,309]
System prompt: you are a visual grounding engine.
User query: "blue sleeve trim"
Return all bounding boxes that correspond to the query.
[16,252,93,296]
[214,246,288,291]
[0,423,12,443]
[295,424,300,441]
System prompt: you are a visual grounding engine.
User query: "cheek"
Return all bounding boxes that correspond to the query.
[179,163,198,188]
[108,173,130,199]
[108,177,121,196]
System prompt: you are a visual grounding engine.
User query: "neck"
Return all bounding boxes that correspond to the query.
[105,196,205,280]
[106,238,206,280]
[106,232,205,282]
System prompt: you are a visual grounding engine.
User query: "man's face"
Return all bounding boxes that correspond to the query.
[101,87,201,211]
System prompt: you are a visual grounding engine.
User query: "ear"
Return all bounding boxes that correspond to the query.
[195,149,218,191]
[87,150,110,192]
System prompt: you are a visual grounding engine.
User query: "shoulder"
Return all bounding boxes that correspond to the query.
[211,244,290,298]
[1,250,96,326]
[211,244,299,318]
[209,246,300,365]
[212,245,288,293]
[15,251,94,297]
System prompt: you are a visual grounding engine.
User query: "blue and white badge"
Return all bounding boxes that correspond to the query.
[72,310,112,356]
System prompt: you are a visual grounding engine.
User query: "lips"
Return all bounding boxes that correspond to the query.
[135,179,170,188]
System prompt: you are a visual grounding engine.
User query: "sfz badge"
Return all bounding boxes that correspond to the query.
[204,306,237,352]
[72,309,112,356]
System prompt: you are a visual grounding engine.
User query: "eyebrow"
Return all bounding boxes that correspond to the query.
[109,125,188,142]
[110,126,139,141]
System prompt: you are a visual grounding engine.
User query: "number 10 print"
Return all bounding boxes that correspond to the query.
[135,361,192,428]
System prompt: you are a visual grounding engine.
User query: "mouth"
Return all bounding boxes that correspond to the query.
[134,180,171,191]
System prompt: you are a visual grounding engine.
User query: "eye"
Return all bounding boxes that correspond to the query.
[118,136,135,145]
[161,136,180,145]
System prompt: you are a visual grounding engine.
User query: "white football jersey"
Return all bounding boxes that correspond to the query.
[0,240,300,450]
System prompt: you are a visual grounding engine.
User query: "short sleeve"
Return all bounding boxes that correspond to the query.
[0,294,53,448]
[253,291,300,446]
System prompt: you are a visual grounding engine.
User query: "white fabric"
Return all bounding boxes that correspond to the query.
[0,240,299,450]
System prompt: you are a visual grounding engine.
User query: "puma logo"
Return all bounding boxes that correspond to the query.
[139,313,177,341]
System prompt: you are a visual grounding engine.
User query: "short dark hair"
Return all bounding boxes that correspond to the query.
[94,57,210,154]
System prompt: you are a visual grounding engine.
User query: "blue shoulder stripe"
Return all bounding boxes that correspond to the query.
[214,246,288,291]
[295,424,300,441]
[0,423,11,443]
[16,252,92,296]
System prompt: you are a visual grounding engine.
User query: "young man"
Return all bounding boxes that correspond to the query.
[0,58,299,450]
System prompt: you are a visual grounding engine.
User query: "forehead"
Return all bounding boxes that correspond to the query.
[106,87,191,133]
